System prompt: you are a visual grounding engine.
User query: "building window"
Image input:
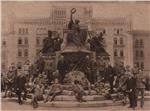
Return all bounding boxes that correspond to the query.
[2,41,6,46]
[140,39,143,47]
[24,37,28,45]
[120,37,123,45]
[18,38,22,45]
[117,29,119,34]
[114,38,117,45]
[136,50,139,57]
[120,50,124,57]
[18,49,22,57]
[114,49,117,56]
[24,49,28,57]
[140,50,144,57]
[135,39,139,46]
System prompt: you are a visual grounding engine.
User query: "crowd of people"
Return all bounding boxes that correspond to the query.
[1,58,149,109]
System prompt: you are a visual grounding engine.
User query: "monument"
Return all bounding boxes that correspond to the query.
[40,8,108,85]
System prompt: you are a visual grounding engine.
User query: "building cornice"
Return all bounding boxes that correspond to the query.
[129,30,150,36]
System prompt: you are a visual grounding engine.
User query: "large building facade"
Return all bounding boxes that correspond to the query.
[131,30,150,74]
[1,5,149,74]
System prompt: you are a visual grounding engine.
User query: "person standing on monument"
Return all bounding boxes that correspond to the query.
[57,56,68,84]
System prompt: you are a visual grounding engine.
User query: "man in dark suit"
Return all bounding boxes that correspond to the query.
[14,67,27,104]
[123,73,137,110]
[57,56,67,84]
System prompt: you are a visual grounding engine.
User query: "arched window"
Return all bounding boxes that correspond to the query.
[114,38,117,45]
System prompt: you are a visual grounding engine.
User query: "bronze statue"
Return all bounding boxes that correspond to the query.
[42,30,63,54]
[67,8,87,48]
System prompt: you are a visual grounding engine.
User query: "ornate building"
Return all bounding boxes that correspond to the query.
[131,30,150,74]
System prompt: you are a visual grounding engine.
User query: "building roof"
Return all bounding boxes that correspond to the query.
[91,17,130,25]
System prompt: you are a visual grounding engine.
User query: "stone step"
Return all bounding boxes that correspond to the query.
[29,95,107,101]
[2,95,150,108]
[26,99,122,108]
[9,92,107,101]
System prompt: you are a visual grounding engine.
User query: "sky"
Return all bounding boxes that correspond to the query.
[2,1,150,31]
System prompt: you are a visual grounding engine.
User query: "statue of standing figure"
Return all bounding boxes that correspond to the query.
[67,8,87,48]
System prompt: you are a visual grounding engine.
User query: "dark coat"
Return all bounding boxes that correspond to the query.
[126,77,136,92]
[15,75,27,91]
[57,60,67,73]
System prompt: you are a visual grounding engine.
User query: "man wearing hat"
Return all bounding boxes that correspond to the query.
[14,67,27,104]
[122,73,137,110]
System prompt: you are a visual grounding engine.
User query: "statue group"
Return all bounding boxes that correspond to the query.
[40,8,108,84]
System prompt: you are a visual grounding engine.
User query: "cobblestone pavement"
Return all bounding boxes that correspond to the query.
[1,98,150,111]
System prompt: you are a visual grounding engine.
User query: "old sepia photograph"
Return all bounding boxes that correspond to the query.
[1,1,150,110]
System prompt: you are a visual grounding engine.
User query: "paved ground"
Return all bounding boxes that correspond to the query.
[1,97,150,111]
